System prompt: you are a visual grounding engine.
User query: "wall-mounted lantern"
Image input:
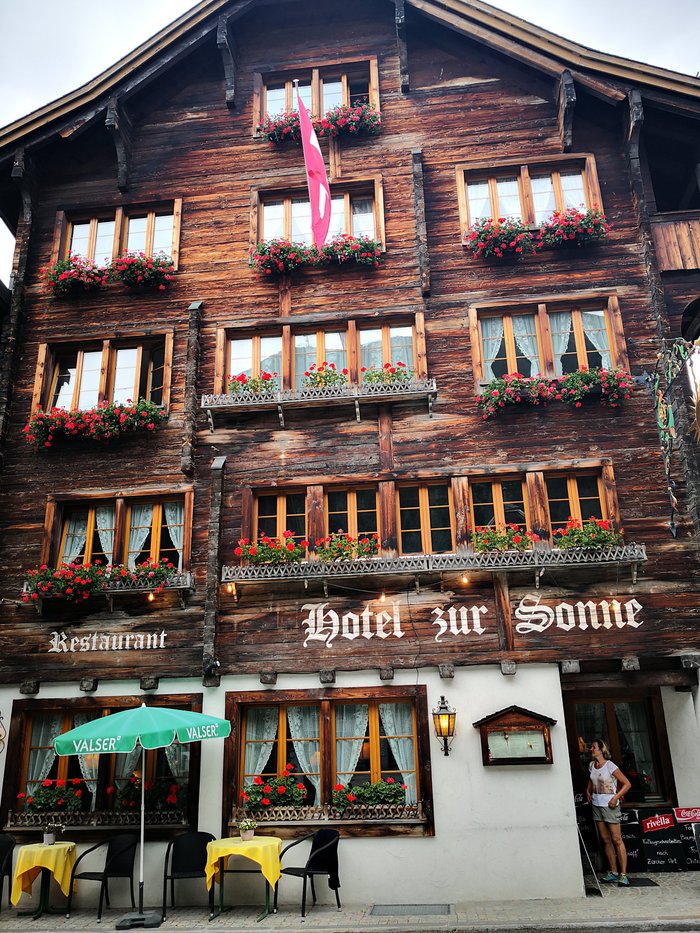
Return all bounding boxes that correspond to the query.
[432,696,456,756]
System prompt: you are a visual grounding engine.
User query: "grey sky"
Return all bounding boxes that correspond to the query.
[0,0,697,281]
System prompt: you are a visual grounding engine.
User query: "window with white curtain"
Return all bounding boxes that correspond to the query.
[260,192,377,244]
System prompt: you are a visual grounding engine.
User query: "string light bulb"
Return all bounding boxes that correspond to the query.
[461,574,469,585]
[380,591,386,603]
[147,592,155,602]
[226,583,234,594]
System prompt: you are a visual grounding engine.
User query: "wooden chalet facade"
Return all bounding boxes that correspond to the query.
[0,0,699,906]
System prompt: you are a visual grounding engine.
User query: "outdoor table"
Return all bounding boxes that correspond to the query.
[11,840,76,919]
[205,836,282,922]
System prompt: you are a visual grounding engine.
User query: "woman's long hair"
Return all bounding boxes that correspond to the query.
[592,738,611,760]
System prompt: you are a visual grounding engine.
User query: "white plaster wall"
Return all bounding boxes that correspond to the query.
[1,665,584,912]
[661,685,700,805]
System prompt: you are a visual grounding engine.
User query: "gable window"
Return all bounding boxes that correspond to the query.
[397,484,454,555]
[5,698,199,825]
[261,191,377,246]
[32,335,172,414]
[228,686,430,834]
[55,496,187,570]
[325,489,378,538]
[545,474,604,530]
[468,294,628,387]
[52,201,182,269]
[255,58,379,125]
[469,479,528,533]
[457,155,602,229]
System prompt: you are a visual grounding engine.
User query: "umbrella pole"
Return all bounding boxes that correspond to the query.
[139,744,145,915]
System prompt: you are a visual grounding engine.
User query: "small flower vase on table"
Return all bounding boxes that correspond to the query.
[240,829,255,842]
[42,833,55,846]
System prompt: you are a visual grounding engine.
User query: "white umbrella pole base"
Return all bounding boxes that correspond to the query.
[115,910,162,929]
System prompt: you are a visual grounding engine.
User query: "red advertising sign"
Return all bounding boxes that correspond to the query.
[642,812,675,833]
[673,808,700,823]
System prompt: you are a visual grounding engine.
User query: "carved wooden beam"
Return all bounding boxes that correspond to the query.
[556,70,576,152]
[626,89,644,163]
[105,97,133,192]
[411,149,430,296]
[394,0,410,93]
[217,13,237,109]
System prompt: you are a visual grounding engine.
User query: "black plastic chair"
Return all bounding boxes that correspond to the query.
[273,829,341,920]
[66,832,138,922]
[0,833,15,909]
[161,830,215,921]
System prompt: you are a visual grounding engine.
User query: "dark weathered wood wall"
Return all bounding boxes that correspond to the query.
[0,0,699,683]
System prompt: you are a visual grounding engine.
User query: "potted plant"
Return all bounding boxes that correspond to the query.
[476,373,555,419]
[42,821,65,846]
[315,102,382,139]
[536,206,610,249]
[18,778,84,815]
[553,517,624,549]
[107,251,175,290]
[556,367,634,408]
[319,233,383,268]
[332,777,408,817]
[315,532,379,561]
[258,110,303,145]
[464,217,539,260]
[301,362,348,390]
[104,558,179,594]
[227,371,279,395]
[249,239,320,276]
[237,817,257,841]
[362,361,414,387]
[472,524,536,553]
[239,764,308,815]
[40,255,107,297]
[22,562,107,603]
[234,532,308,564]
[23,399,167,449]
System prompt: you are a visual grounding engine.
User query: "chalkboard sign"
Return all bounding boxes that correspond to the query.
[640,810,685,872]
[620,809,646,873]
[677,822,700,871]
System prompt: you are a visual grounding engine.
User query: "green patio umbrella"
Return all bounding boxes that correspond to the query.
[55,703,231,930]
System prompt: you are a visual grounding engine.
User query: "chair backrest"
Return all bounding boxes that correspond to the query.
[0,834,15,878]
[170,831,215,874]
[105,833,138,876]
[306,829,340,888]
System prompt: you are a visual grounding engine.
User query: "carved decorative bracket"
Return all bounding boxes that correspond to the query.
[394,0,410,93]
[217,13,237,109]
[557,70,576,152]
[105,97,133,192]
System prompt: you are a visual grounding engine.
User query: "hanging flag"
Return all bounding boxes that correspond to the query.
[297,86,331,248]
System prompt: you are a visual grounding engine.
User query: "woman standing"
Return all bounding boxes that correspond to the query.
[586,738,632,887]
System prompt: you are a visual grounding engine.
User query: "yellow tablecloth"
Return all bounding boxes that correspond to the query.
[205,836,282,890]
[11,841,76,905]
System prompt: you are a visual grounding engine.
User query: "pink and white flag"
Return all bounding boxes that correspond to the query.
[297,87,331,248]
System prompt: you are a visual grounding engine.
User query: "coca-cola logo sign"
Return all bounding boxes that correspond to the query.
[642,813,674,833]
[673,807,700,823]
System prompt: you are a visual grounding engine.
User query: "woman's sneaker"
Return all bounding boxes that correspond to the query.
[618,874,630,887]
[601,871,619,882]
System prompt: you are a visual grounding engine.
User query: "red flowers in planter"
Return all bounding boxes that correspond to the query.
[259,103,382,145]
[108,251,175,289]
[41,255,107,297]
[536,207,610,249]
[23,399,168,448]
[249,235,383,276]
[465,217,538,260]
[477,368,633,419]
[465,207,610,260]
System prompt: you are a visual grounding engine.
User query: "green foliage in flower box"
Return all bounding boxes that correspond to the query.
[315,532,379,561]
[234,532,308,564]
[107,252,175,289]
[23,399,167,448]
[553,518,623,549]
[240,764,308,808]
[332,778,406,809]
[472,525,535,552]
[41,255,107,297]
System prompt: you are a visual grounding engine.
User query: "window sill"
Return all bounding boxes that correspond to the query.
[6,810,188,831]
[202,380,437,429]
[230,804,431,838]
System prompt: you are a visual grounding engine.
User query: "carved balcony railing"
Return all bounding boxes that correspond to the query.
[201,379,438,429]
[231,802,424,824]
[23,572,195,613]
[222,544,646,595]
[6,809,188,830]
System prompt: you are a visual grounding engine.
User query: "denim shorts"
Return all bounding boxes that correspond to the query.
[592,802,622,824]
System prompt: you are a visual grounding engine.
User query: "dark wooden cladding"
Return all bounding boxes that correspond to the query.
[0,0,699,685]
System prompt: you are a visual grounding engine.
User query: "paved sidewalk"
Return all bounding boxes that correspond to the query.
[1,873,700,933]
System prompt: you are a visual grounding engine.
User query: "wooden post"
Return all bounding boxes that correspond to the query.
[378,406,394,470]
[450,477,471,552]
[105,97,132,192]
[203,456,227,685]
[379,480,398,557]
[411,150,430,296]
[181,301,203,476]
[217,14,237,109]
[556,70,576,152]
[493,573,513,652]
[306,485,325,553]
[394,0,410,93]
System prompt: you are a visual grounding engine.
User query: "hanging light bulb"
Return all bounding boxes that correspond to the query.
[226,583,234,594]
[147,592,155,602]
[461,574,469,585]
[380,591,386,603]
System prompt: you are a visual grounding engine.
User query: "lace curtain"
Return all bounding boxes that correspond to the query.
[95,506,115,565]
[580,311,613,368]
[62,513,88,563]
[378,703,417,803]
[511,315,540,376]
[287,706,321,801]
[480,317,505,381]
[127,503,153,568]
[114,745,143,789]
[550,311,573,376]
[26,714,63,791]
[243,708,278,778]
[335,704,369,779]
[73,712,99,810]
[163,501,184,570]
[165,742,190,783]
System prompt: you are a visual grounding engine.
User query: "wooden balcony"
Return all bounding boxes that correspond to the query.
[221,545,647,596]
[650,211,700,271]
[201,379,438,429]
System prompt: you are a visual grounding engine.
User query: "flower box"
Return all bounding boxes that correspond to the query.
[259,103,382,146]
[249,235,383,277]
[107,252,175,290]
[41,255,107,297]
[7,809,187,829]
[23,400,168,449]
[536,207,610,249]
[22,563,194,608]
[465,208,611,261]
[477,368,634,419]
[232,803,423,824]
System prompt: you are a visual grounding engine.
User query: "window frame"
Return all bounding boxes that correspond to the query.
[253,490,308,543]
[251,176,386,251]
[468,476,530,534]
[253,56,380,129]
[456,153,603,231]
[3,695,203,830]
[50,200,183,270]
[467,291,629,390]
[225,685,434,837]
[544,471,607,531]
[215,314,426,395]
[40,487,194,570]
[324,487,379,539]
[31,332,174,415]
[395,483,456,556]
